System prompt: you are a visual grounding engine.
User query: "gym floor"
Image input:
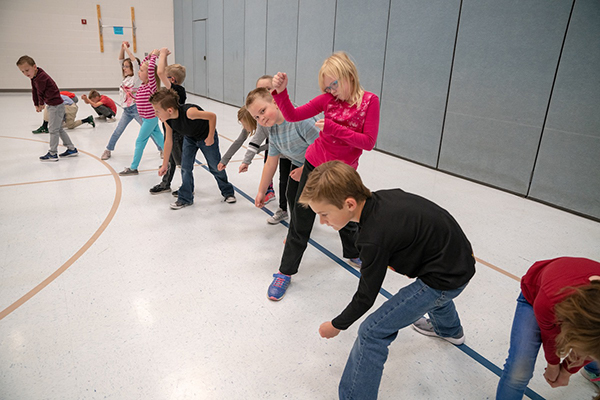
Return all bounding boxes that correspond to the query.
[1,92,599,399]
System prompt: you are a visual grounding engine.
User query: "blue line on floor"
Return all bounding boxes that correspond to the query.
[199,162,545,400]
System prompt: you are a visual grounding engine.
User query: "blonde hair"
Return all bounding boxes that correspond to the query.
[238,106,257,135]
[555,281,600,364]
[299,161,371,209]
[256,75,273,87]
[318,51,364,107]
[166,64,187,84]
[245,87,273,108]
[149,88,179,110]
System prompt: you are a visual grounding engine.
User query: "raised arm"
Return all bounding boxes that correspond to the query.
[272,88,326,123]
[157,47,171,89]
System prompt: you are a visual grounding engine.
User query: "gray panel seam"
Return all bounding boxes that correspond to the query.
[376,0,393,150]
[293,0,300,104]
[526,0,576,197]
[436,0,463,169]
[332,0,337,52]
[265,0,269,74]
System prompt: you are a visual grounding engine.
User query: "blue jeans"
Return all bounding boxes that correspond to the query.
[130,117,164,170]
[107,105,162,151]
[178,132,234,204]
[339,279,467,400]
[496,293,542,399]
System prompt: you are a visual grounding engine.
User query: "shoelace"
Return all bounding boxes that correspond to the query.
[273,276,288,288]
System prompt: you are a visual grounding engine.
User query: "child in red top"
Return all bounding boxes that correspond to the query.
[82,90,117,122]
[497,257,600,399]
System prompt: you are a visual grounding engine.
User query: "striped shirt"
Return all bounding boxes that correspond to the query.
[267,118,320,167]
[135,55,158,119]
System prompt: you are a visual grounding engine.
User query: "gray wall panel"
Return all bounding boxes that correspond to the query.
[223,0,245,106]
[378,0,460,167]
[243,0,267,98]
[192,0,208,20]
[333,0,389,98]
[266,0,299,101]
[439,0,572,194]
[207,0,223,101]
[295,0,336,106]
[529,0,600,219]
[182,0,195,92]
[173,0,184,65]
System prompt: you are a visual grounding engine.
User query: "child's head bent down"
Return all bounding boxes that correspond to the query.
[149,88,180,122]
[16,55,37,79]
[238,106,257,135]
[299,161,371,231]
[245,88,284,127]
[555,280,600,366]
[318,51,364,107]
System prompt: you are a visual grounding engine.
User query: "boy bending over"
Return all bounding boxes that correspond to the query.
[151,88,236,209]
[299,160,476,400]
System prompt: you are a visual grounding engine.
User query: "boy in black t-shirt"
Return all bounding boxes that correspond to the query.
[298,160,476,400]
[150,48,189,195]
[150,88,236,209]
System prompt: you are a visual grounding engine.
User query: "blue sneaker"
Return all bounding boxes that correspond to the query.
[59,148,78,157]
[581,369,600,388]
[268,273,291,301]
[347,257,362,268]
[39,152,58,162]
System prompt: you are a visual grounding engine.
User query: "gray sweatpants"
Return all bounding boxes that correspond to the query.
[47,104,75,154]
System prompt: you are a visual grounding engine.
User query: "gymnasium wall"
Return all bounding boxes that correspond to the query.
[173,0,600,221]
[1,0,174,90]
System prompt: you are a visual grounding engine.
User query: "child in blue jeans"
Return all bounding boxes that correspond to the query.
[298,161,476,400]
[151,88,235,209]
[497,257,600,399]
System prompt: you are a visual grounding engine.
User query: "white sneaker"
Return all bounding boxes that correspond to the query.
[107,116,116,123]
[224,195,236,204]
[267,208,288,224]
[412,317,465,345]
[101,149,111,160]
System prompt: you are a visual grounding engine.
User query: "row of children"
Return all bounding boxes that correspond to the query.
[18,45,600,399]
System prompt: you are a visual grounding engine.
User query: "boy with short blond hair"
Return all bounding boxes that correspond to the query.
[17,55,78,161]
[81,90,117,121]
[299,160,476,399]
[165,64,186,86]
[150,88,235,209]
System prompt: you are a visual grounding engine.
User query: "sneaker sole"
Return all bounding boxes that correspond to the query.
[40,158,59,162]
[412,324,465,345]
[267,293,286,301]
[60,154,78,158]
[170,203,191,210]
[150,189,171,195]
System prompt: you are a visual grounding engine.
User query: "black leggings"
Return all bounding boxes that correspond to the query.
[279,160,359,276]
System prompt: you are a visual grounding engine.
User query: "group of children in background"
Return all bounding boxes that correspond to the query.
[17,45,599,400]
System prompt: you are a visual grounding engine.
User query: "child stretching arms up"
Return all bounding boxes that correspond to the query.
[265,51,380,300]
[298,160,476,400]
[119,49,164,176]
[497,257,600,399]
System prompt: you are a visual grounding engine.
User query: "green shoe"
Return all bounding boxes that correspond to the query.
[84,115,95,128]
[32,126,48,134]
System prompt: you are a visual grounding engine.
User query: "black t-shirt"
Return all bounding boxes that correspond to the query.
[331,189,476,330]
[166,104,210,141]
[171,83,187,105]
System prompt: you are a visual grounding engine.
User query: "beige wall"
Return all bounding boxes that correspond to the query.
[1,0,175,90]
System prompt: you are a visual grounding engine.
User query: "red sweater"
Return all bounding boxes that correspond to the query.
[31,67,62,107]
[521,257,600,372]
[99,95,117,114]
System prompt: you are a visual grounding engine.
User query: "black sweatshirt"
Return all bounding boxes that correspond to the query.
[332,189,476,330]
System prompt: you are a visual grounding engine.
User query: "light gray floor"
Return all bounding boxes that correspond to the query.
[1,92,599,400]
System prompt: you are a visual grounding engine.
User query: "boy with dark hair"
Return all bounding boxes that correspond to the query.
[81,90,117,122]
[150,88,236,209]
[17,55,78,161]
[149,48,187,195]
[298,160,476,400]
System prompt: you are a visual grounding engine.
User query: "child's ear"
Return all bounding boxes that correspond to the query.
[345,197,358,211]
